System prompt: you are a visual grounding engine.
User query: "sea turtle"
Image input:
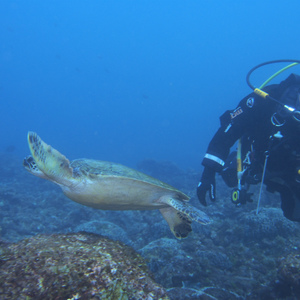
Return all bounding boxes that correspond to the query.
[23,132,210,239]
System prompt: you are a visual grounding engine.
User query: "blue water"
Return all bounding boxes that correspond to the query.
[1,0,300,169]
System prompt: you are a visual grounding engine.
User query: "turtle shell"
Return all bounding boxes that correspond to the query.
[70,159,188,199]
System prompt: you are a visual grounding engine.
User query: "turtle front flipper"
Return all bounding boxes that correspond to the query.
[27,132,73,186]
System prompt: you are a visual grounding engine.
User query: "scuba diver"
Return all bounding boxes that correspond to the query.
[197,62,300,222]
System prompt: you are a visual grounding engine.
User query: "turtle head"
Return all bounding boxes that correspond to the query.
[23,155,49,179]
[25,132,74,187]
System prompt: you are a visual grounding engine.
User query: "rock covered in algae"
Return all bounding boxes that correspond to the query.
[0,232,169,300]
[277,253,300,296]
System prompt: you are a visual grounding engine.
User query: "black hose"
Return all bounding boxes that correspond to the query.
[246,59,300,90]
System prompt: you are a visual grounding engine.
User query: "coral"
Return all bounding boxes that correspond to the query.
[0,232,169,300]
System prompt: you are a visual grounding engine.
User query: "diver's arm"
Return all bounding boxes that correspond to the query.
[197,92,263,206]
[202,97,257,172]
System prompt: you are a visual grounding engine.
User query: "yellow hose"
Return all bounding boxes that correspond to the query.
[259,62,299,89]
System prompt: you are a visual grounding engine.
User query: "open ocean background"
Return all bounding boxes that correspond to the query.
[1,1,300,299]
[1,0,300,169]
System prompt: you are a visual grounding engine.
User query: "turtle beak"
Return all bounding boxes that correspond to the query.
[23,155,35,171]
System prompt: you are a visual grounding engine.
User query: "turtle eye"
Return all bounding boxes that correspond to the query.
[23,156,31,167]
[27,156,34,163]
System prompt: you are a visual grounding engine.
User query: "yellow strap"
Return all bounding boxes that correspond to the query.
[254,88,269,99]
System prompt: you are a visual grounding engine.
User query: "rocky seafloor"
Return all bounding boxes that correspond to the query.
[0,153,300,299]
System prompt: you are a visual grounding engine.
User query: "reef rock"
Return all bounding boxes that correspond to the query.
[0,232,169,300]
[234,208,299,241]
[277,252,300,297]
[74,220,132,246]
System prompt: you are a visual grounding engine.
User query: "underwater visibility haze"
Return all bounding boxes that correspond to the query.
[1,0,300,168]
[1,1,300,299]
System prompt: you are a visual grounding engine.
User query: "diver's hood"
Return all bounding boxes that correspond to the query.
[277,73,300,110]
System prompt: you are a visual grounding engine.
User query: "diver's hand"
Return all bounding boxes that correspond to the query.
[197,167,216,206]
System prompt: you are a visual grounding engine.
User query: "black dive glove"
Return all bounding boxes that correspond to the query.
[197,167,216,206]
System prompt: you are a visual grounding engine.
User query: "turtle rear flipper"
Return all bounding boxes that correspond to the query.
[160,196,210,224]
[168,198,211,225]
[159,207,192,239]
[159,196,210,239]
[27,132,73,186]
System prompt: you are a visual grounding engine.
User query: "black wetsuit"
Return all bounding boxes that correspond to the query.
[202,81,300,222]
